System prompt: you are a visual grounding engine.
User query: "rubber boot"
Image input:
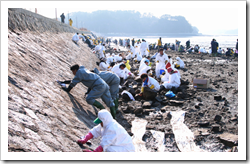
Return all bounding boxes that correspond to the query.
[110,106,116,119]
[114,98,119,111]
[93,100,105,110]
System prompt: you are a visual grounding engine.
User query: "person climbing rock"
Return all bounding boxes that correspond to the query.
[60,64,116,118]
[77,109,135,152]
[72,33,79,45]
[91,68,120,111]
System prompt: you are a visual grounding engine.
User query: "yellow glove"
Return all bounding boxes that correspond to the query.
[217,47,218,50]
[103,50,105,53]
[108,66,111,68]
[165,60,168,64]
[160,75,164,78]
[147,49,149,52]
[135,59,137,62]
[131,52,133,54]
[149,85,155,89]
[141,87,144,93]
[175,64,180,68]
[135,46,138,48]
[156,61,159,63]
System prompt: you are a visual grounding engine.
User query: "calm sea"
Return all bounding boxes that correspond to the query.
[106,35,238,51]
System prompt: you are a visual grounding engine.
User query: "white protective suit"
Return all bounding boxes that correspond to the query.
[199,47,207,53]
[72,33,79,43]
[107,56,115,65]
[134,42,141,55]
[208,49,212,54]
[139,66,151,76]
[140,57,147,67]
[140,41,148,57]
[142,77,160,91]
[175,57,185,68]
[99,45,106,59]
[79,34,86,41]
[139,60,148,73]
[90,110,135,152]
[134,53,142,62]
[114,55,122,63]
[95,43,102,57]
[126,53,132,60]
[111,64,131,80]
[162,72,181,89]
[99,62,109,71]
[161,70,170,82]
[217,48,223,54]
[155,53,169,78]
[128,45,136,58]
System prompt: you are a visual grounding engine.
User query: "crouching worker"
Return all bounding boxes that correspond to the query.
[60,64,116,118]
[77,109,135,152]
[140,73,160,97]
[175,57,185,69]
[161,67,181,89]
[91,68,120,115]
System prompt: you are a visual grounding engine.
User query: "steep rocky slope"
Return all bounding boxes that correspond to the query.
[8,8,101,152]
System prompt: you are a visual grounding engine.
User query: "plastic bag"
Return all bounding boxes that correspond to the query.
[165,91,175,98]
[131,118,148,152]
[170,111,204,152]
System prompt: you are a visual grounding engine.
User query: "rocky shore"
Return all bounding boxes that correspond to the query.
[105,43,238,152]
[7,8,238,154]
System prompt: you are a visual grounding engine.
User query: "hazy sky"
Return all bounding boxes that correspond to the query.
[10,1,245,34]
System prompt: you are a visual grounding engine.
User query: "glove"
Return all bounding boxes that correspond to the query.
[162,71,166,75]
[141,87,144,93]
[149,85,155,89]
[149,62,152,66]
[165,60,168,64]
[160,75,164,78]
[131,52,133,54]
[108,66,111,68]
[156,61,159,63]
[62,86,73,92]
[77,132,93,144]
[103,50,105,53]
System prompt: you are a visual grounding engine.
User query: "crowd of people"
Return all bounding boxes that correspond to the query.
[61,34,238,152]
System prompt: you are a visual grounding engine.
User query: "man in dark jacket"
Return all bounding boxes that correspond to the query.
[186,40,190,50]
[60,13,65,23]
[235,39,238,57]
[211,39,218,56]
[132,38,135,46]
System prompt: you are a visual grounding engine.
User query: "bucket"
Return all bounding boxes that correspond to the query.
[160,69,165,75]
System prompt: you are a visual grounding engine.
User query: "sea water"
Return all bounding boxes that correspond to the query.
[106,35,238,51]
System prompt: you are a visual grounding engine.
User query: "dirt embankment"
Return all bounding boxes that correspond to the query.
[8,8,102,152]
[8,8,91,34]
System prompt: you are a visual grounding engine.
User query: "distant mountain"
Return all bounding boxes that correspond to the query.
[66,10,199,35]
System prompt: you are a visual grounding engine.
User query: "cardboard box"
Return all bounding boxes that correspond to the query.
[193,78,209,89]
